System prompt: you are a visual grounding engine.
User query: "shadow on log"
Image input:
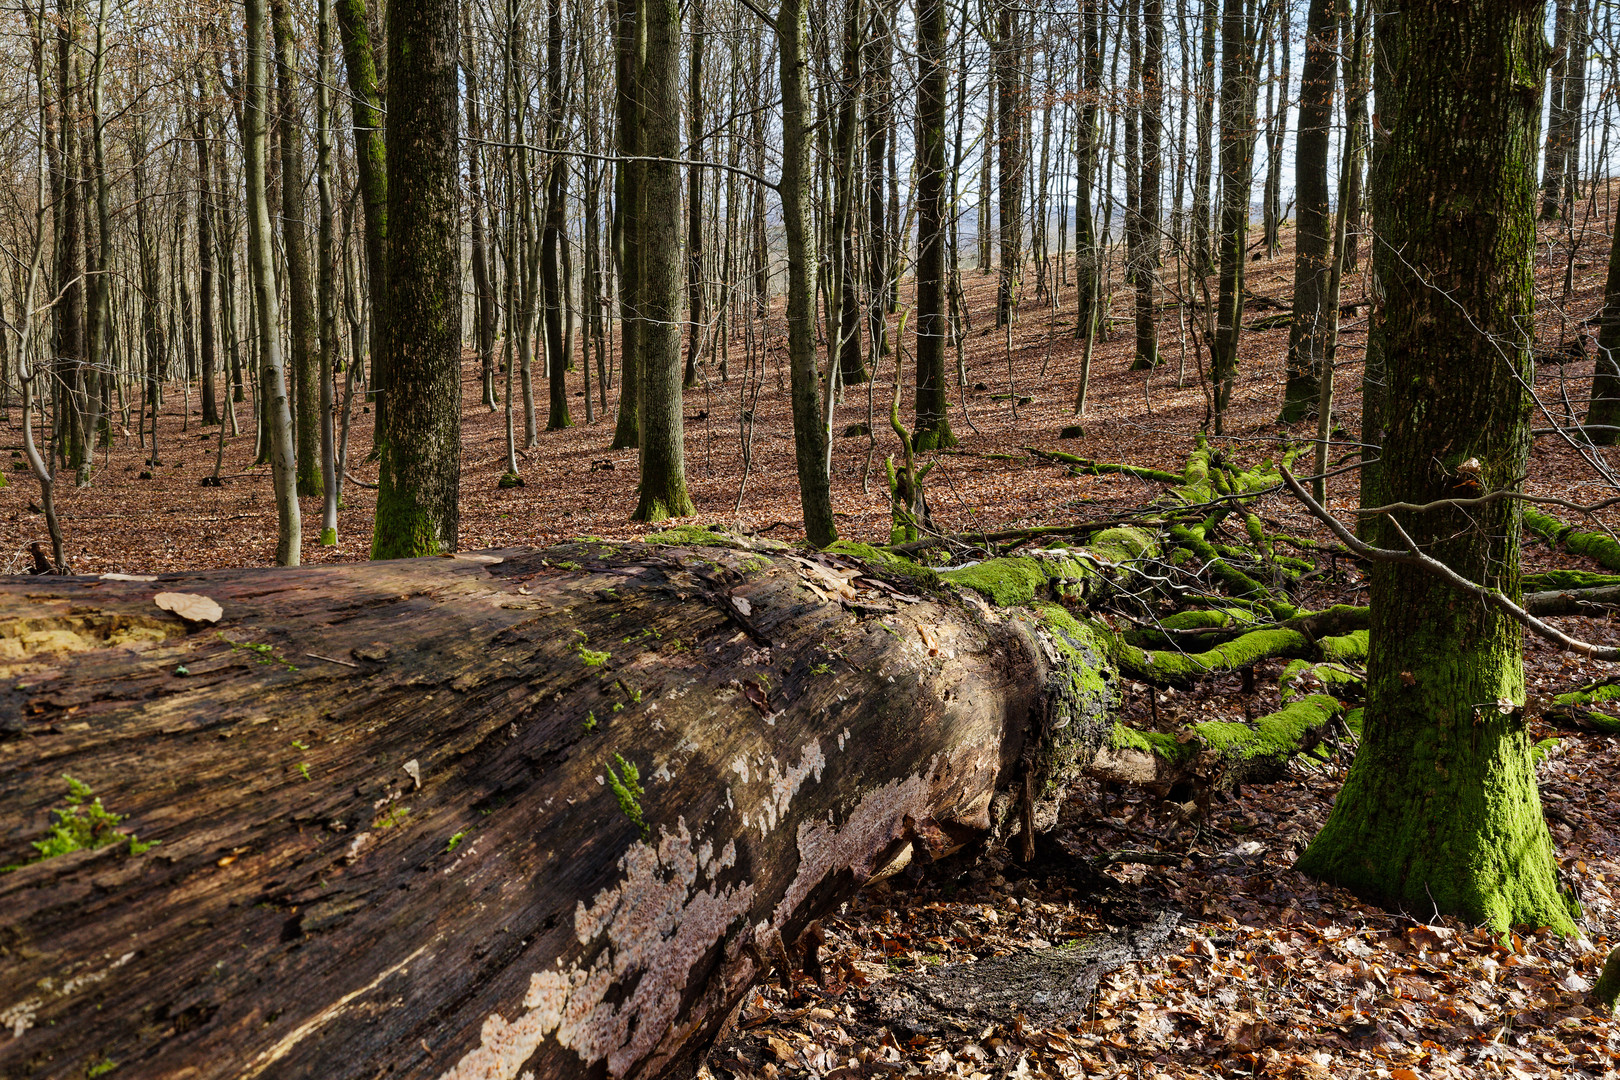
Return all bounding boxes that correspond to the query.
[0,539,1095,1079]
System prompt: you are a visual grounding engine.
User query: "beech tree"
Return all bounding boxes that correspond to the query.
[371,0,461,557]
[1296,0,1575,934]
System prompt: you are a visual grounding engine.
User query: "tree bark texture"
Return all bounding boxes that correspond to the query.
[273,0,323,499]
[1584,176,1620,441]
[912,0,953,451]
[1295,0,1574,935]
[779,0,836,546]
[372,0,461,557]
[332,0,388,422]
[1280,0,1341,424]
[0,540,1068,1079]
[243,0,302,565]
[631,0,691,521]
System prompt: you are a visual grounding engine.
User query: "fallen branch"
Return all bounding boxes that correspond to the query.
[1278,465,1620,661]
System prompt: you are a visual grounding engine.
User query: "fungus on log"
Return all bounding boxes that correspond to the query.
[0,537,1127,1080]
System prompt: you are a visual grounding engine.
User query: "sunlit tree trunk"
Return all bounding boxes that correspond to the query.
[244,0,301,564]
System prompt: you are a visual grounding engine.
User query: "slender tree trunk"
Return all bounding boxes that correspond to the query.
[1073,0,1101,354]
[780,0,836,545]
[463,0,498,411]
[1297,0,1573,936]
[1131,0,1163,370]
[1582,175,1620,441]
[1210,0,1263,435]
[194,98,220,427]
[333,0,388,436]
[610,0,644,449]
[864,1,891,358]
[683,0,705,389]
[371,0,461,557]
[994,0,1023,326]
[1540,0,1573,220]
[244,0,302,565]
[273,0,323,498]
[1191,0,1216,277]
[1260,1,1289,256]
[318,0,341,544]
[1280,0,1342,423]
[543,0,572,430]
[913,0,954,451]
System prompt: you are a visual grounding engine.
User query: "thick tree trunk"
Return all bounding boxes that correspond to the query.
[0,540,1056,1079]
[993,0,1023,328]
[542,0,572,433]
[194,100,219,428]
[610,0,644,451]
[371,0,460,557]
[1295,1,1574,935]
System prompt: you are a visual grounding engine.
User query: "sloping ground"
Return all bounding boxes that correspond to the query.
[701,721,1619,1080]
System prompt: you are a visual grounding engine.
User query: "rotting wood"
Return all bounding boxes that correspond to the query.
[0,538,1096,1079]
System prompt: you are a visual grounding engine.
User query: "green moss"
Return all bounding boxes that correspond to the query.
[1108,723,1194,764]
[605,753,648,839]
[1087,526,1156,562]
[1596,945,1620,1011]
[319,527,337,547]
[941,557,1049,607]
[1188,694,1343,761]
[1531,738,1561,765]
[825,540,941,588]
[1318,629,1369,664]
[1280,660,1366,702]
[1523,569,1620,590]
[1167,524,1266,598]
[373,805,411,830]
[446,830,468,852]
[646,524,744,548]
[86,1059,117,1078]
[12,776,157,867]
[1120,627,1313,685]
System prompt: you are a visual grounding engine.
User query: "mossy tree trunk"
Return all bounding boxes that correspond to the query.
[1296,1,1574,935]
[630,0,692,521]
[912,0,955,451]
[332,0,387,424]
[370,0,460,558]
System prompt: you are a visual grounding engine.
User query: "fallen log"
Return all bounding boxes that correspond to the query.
[0,538,1115,1080]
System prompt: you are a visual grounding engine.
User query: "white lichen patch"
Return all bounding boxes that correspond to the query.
[757,741,827,836]
[439,819,754,1080]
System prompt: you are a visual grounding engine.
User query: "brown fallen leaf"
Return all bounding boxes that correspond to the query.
[155,591,223,624]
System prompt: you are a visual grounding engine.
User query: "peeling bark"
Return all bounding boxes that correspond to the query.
[0,541,1083,1079]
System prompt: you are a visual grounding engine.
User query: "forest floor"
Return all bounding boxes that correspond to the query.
[3,191,1618,1076]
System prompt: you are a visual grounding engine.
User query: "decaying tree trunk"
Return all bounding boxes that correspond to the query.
[1,538,1103,1079]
